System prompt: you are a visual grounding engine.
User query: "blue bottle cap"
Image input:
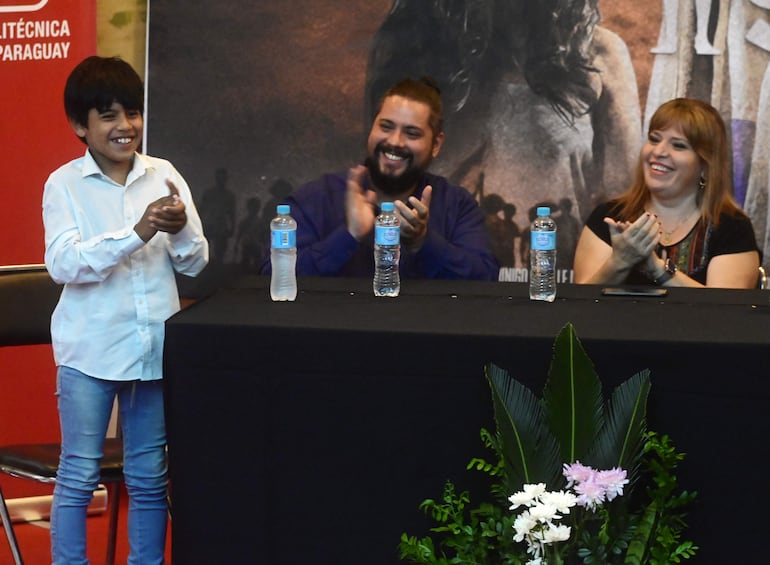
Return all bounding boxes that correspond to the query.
[277,204,290,215]
[537,206,550,216]
[381,202,395,212]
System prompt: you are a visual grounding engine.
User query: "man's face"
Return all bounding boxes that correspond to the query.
[365,95,443,196]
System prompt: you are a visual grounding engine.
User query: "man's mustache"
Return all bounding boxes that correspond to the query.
[375,143,413,161]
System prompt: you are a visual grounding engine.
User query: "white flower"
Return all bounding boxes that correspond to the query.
[543,523,571,544]
[513,512,537,542]
[509,482,547,509]
[511,467,629,562]
[529,502,560,523]
[540,490,578,513]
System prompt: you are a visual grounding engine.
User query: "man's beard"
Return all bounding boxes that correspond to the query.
[365,143,426,196]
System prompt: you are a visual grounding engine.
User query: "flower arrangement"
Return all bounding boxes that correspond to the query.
[399,324,697,565]
[510,463,628,564]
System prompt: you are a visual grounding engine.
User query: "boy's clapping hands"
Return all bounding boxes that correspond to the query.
[134,179,188,241]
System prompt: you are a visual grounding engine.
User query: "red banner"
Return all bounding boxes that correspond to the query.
[0,0,95,264]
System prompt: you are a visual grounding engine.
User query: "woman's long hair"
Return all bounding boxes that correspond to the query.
[366,0,603,125]
[493,0,602,122]
[612,98,741,226]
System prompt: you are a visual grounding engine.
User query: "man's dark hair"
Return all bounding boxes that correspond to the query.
[375,76,443,136]
[64,56,144,130]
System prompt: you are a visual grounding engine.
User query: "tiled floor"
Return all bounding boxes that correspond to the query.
[1,485,172,564]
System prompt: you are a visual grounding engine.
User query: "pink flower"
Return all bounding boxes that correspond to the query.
[511,466,630,559]
[562,461,595,487]
[574,480,606,509]
[596,468,628,501]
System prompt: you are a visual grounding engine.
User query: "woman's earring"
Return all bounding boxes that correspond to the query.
[698,175,706,190]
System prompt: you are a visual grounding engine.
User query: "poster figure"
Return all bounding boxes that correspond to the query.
[200,167,236,262]
[365,0,642,271]
[235,196,264,271]
[742,2,770,260]
[651,0,721,54]
[481,193,520,267]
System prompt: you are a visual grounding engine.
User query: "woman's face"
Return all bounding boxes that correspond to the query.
[641,124,702,202]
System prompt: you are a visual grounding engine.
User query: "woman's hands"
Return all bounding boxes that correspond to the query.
[604,212,661,271]
[574,213,662,285]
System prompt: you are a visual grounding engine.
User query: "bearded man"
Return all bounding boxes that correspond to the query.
[260,77,499,280]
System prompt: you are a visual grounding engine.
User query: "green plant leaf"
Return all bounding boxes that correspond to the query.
[485,363,561,490]
[400,325,696,565]
[542,323,604,464]
[589,370,651,482]
[624,499,658,564]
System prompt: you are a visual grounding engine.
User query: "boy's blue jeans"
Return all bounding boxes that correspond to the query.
[51,366,168,565]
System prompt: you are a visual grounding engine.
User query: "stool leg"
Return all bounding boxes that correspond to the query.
[105,483,121,565]
[0,486,24,565]
[166,489,172,521]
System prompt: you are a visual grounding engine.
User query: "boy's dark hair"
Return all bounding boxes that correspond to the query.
[64,56,144,131]
[375,76,443,136]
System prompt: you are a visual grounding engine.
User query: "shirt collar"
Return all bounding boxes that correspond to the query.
[80,149,153,185]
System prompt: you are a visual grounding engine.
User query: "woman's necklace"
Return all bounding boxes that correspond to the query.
[650,208,699,245]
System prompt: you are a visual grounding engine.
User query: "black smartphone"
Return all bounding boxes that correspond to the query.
[601,287,668,297]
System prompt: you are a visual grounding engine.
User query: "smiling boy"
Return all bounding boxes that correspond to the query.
[42,56,208,564]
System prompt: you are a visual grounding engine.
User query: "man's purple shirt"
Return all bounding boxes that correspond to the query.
[260,171,499,280]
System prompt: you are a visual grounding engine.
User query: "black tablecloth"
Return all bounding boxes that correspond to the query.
[164,277,770,564]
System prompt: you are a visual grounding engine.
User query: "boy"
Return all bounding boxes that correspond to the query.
[42,56,208,564]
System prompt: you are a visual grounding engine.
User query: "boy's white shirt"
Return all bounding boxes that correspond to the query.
[43,148,209,381]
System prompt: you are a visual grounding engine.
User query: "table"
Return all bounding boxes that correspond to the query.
[163,277,770,564]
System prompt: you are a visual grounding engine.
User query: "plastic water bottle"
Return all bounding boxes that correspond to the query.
[270,204,297,301]
[373,202,400,297]
[529,206,557,302]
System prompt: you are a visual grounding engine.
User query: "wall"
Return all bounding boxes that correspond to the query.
[97,0,146,79]
[1,0,149,500]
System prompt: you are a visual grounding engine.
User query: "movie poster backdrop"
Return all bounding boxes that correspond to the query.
[146,1,770,292]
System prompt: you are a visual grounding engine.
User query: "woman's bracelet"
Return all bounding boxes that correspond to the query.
[648,257,677,286]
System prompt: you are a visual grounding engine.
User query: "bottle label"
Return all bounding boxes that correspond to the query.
[271,229,296,249]
[375,225,400,246]
[531,230,556,251]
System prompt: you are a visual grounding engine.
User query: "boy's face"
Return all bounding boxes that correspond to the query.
[70,101,143,181]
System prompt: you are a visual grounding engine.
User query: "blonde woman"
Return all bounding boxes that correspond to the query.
[574,98,760,288]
